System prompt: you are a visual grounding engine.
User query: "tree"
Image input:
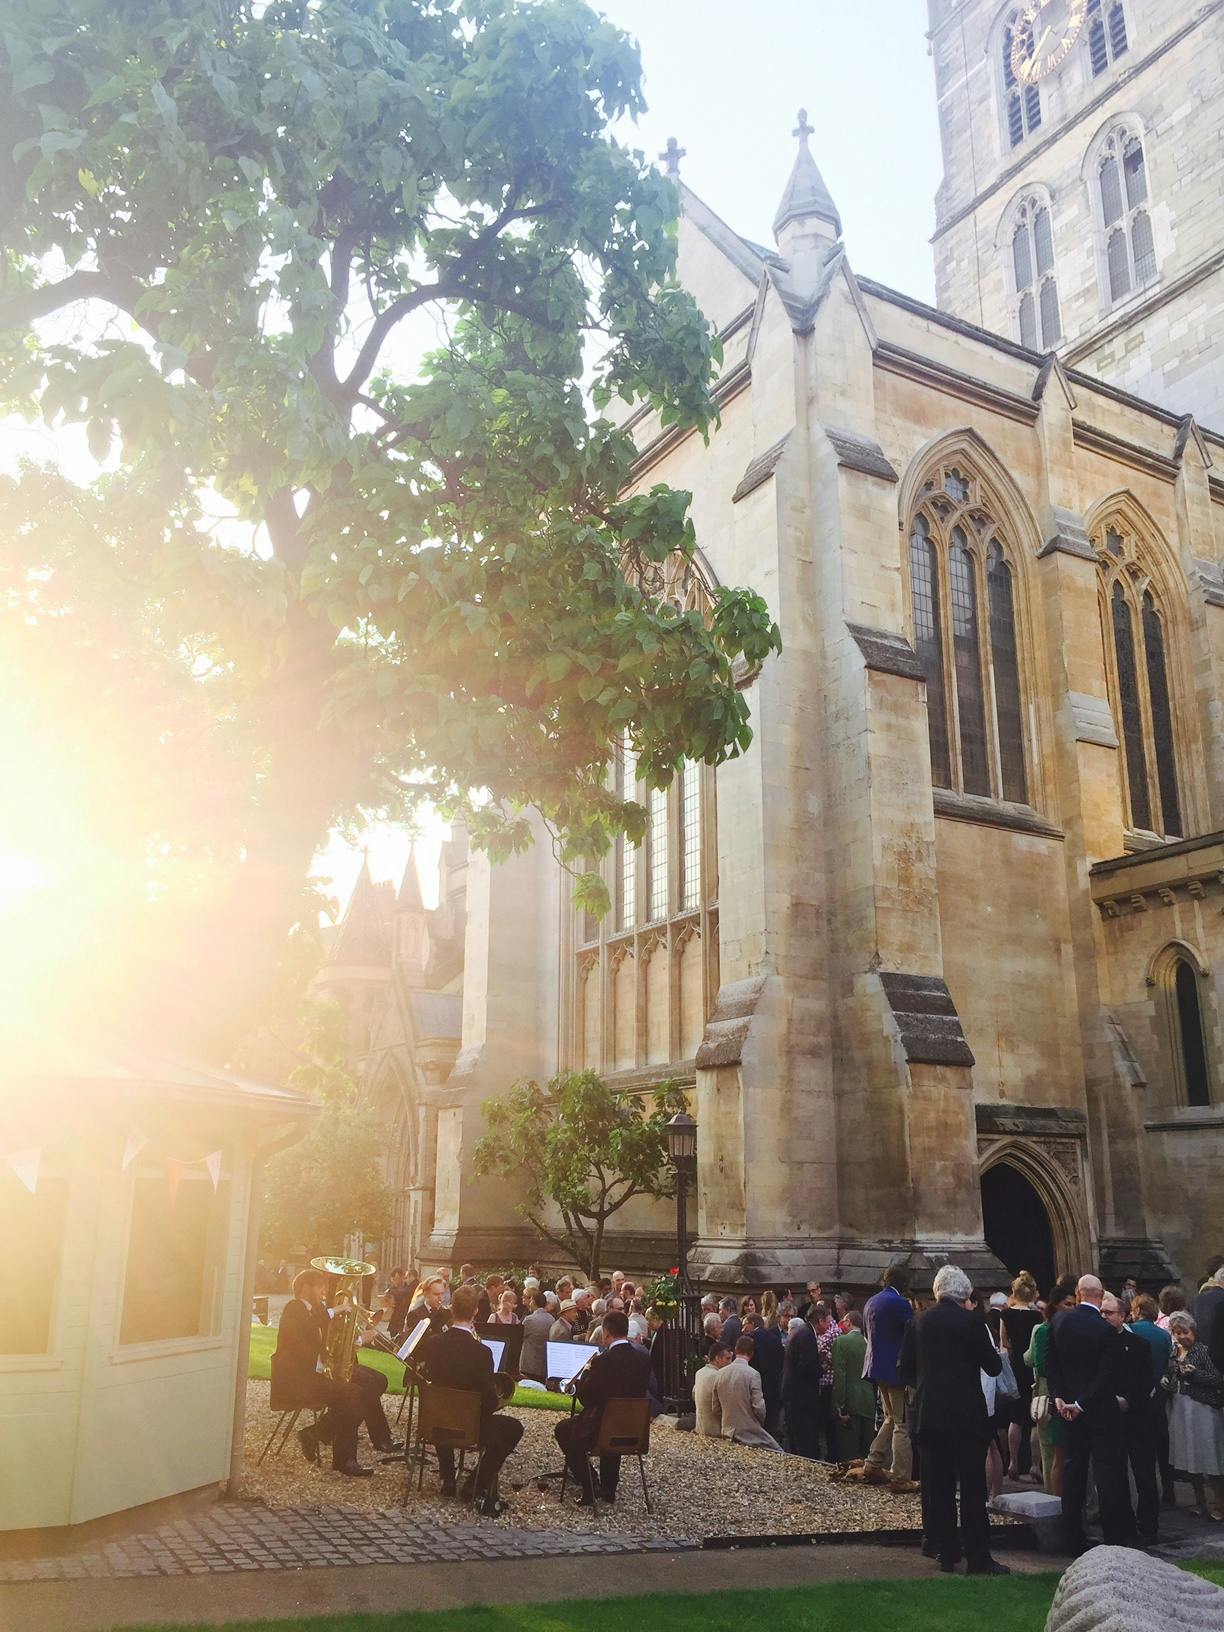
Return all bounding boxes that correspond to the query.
[0,0,781,1052]
[260,998,395,1260]
[473,1069,686,1279]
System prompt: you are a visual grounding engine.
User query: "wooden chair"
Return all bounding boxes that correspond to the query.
[561,1395,653,1513]
[412,1384,483,1505]
[257,1405,321,1465]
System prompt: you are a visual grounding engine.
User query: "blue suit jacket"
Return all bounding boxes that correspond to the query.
[862,1286,914,1385]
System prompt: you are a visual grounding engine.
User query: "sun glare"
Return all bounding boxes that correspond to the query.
[0,853,50,900]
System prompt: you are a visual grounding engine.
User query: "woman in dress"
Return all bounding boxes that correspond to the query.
[1158,1283,1188,1332]
[1001,1270,1042,1481]
[1025,1273,1077,1495]
[492,1288,519,1325]
[1163,1312,1224,1520]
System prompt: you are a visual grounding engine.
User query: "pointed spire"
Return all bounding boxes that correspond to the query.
[330,855,391,965]
[396,848,425,913]
[773,107,841,243]
[659,136,686,180]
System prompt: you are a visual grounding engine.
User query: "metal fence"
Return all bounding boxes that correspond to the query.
[653,1292,704,1411]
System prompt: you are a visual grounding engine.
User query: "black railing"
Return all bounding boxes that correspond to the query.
[653,1293,704,1411]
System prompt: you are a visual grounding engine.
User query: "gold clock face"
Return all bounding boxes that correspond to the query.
[1011,0,1090,85]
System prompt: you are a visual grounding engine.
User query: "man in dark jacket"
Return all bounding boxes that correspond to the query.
[781,1302,832,1459]
[270,1268,385,1476]
[1102,1292,1160,1543]
[744,1312,784,1435]
[555,1310,651,1505]
[1193,1268,1224,1369]
[897,1263,1008,1576]
[855,1264,914,1490]
[420,1285,522,1515]
[1046,1273,1127,1553]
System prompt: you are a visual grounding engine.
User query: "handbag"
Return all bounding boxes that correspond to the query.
[1030,1389,1050,1426]
[996,1345,1021,1404]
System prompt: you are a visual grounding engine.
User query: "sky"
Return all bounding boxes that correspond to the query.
[326,0,946,912]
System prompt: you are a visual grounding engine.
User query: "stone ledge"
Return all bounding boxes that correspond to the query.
[932,789,1063,839]
[695,974,767,1069]
[825,426,898,482]
[1045,1542,1224,1631]
[877,972,975,1068]
[846,623,924,682]
[731,435,790,503]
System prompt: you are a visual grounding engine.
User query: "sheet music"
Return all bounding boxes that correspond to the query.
[546,1341,590,1386]
[396,1321,431,1362]
[481,1338,506,1370]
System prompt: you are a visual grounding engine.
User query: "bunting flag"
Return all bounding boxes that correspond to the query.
[6,1146,40,1194]
[203,1149,223,1192]
[165,1157,184,1206]
[121,1126,148,1172]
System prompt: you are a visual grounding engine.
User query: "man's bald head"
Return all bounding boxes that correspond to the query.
[1077,1275,1104,1305]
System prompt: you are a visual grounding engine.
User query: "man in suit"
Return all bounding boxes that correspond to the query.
[1193,1267,1224,1369]
[853,1264,914,1490]
[781,1301,830,1459]
[1102,1291,1160,1544]
[743,1311,784,1434]
[402,1274,450,1342]
[714,1338,784,1449]
[719,1297,742,1354]
[1046,1273,1128,1553]
[270,1269,389,1476]
[554,1310,651,1506]
[419,1285,522,1516]
[897,1262,1008,1576]
[694,1342,731,1437]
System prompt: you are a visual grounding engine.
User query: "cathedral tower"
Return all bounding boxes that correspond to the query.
[928,1,1224,425]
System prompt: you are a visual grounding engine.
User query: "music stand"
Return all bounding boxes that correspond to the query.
[395,1319,432,1439]
[476,1321,523,1377]
[536,1344,596,1492]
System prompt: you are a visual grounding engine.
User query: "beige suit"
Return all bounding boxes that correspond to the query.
[713,1359,784,1450]
[693,1361,723,1437]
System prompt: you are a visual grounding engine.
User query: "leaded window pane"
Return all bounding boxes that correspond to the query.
[1175,961,1211,1107]
[1013,221,1033,290]
[988,544,1027,804]
[1018,290,1037,349]
[1034,207,1054,276]
[616,732,636,930]
[1100,155,1123,226]
[1107,229,1131,301]
[1131,210,1156,283]
[1024,83,1041,134]
[1002,23,1017,89]
[1111,583,1151,830]
[950,534,990,796]
[1039,278,1062,346]
[648,784,668,922]
[1142,592,1182,836]
[1007,92,1024,149]
[679,759,701,912]
[909,518,951,788]
[1108,2,1128,59]
[1123,137,1147,207]
[1089,15,1108,74]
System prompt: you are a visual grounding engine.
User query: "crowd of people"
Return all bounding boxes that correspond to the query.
[269,1250,1224,1559]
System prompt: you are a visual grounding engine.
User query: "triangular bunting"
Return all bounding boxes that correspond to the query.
[6,1147,40,1194]
[203,1149,223,1192]
[121,1126,148,1172]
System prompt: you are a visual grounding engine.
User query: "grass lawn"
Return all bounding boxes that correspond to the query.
[246,1324,572,1412]
[113,1566,1224,1632]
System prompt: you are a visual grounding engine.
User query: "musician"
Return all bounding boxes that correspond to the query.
[554,1309,651,1507]
[270,1269,396,1476]
[420,1285,522,1516]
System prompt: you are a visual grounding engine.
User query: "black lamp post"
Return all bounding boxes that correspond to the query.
[664,1111,698,1292]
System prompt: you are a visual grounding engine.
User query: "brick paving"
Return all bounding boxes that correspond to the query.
[0,1503,692,1583]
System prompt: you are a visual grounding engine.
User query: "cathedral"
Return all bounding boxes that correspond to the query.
[321,0,1224,1291]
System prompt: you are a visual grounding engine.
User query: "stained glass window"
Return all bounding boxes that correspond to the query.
[1088,0,1128,75]
[1111,582,1152,831]
[1098,129,1158,302]
[615,732,636,931]
[988,544,1027,803]
[950,534,990,796]
[909,516,951,788]
[1002,16,1042,147]
[1143,592,1182,837]
[1008,198,1061,348]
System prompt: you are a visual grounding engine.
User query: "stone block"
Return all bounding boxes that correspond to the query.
[991,1490,1064,1552]
[1044,1543,1224,1630]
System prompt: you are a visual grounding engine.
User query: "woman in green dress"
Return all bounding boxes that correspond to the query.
[1026,1273,1078,1495]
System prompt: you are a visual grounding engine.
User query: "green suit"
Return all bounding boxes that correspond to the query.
[831,1329,876,1461]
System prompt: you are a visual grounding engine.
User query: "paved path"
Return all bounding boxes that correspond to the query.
[0,1501,683,1583]
[0,1540,1060,1632]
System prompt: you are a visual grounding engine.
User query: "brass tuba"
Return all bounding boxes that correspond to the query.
[311,1256,377,1381]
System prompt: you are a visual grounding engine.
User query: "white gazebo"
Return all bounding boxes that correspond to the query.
[0,1044,311,1533]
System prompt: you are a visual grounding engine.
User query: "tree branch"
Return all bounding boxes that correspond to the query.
[0,270,120,331]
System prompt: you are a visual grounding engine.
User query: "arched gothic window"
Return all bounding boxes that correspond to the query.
[1095,127,1157,303]
[1172,959,1212,1107]
[1152,946,1214,1109]
[1094,524,1183,838]
[906,463,1029,804]
[1001,10,1042,148]
[1087,0,1128,75]
[1008,195,1061,350]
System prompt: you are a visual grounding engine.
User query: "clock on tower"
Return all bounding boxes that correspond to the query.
[1011,0,1090,84]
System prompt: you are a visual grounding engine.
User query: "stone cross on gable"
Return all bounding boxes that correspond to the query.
[659,136,686,178]
[793,108,814,146]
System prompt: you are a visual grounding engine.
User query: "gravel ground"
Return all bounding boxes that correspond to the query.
[242,1379,1005,1544]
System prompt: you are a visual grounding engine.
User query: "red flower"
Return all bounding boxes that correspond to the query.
[669,1267,679,1275]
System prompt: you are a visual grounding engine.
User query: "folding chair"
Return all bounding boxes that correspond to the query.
[257,1405,321,1465]
[411,1384,483,1507]
[561,1395,653,1513]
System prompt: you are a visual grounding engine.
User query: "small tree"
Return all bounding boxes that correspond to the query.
[473,1069,686,1280]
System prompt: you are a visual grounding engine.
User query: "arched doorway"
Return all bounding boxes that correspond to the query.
[980,1160,1056,1295]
